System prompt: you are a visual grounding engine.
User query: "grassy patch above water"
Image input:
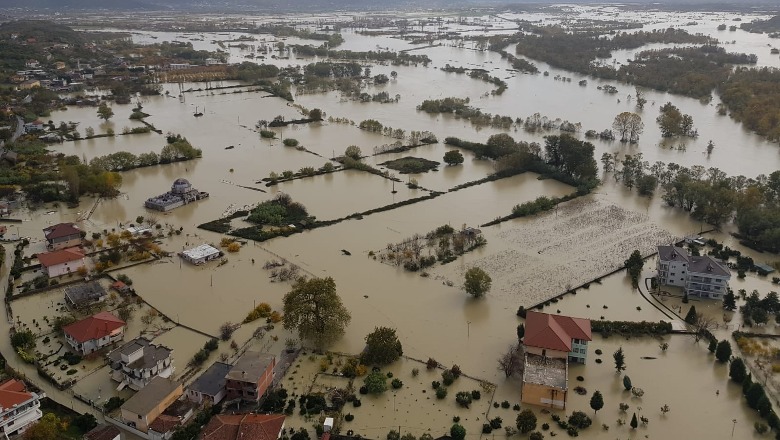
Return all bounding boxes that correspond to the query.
[380,156,440,174]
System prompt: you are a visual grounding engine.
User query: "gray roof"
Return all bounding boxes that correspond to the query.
[121,376,181,416]
[189,362,231,396]
[689,255,730,278]
[227,351,275,383]
[65,281,106,305]
[109,337,173,370]
[657,246,690,263]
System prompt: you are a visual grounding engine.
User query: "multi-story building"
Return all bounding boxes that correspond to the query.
[120,377,183,433]
[43,222,83,250]
[63,311,126,355]
[0,379,44,438]
[521,311,591,410]
[657,246,731,300]
[224,351,276,403]
[108,337,174,391]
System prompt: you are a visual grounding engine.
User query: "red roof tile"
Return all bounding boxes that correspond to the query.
[0,379,33,409]
[524,311,591,352]
[149,414,183,434]
[63,311,125,343]
[84,424,121,440]
[37,248,84,267]
[43,222,81,240]
[200,414,285,440]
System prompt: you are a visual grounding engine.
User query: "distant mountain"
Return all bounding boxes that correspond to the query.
[1,0,778,12]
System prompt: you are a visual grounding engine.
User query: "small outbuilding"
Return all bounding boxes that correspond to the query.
[179,244,222,265]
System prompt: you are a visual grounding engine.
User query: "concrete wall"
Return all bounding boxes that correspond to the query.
[525,346,568,360]
[521,382,566,410]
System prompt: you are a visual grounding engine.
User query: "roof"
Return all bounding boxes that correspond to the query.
[200,414,286,440]
[173,178,190,185]
[65,281,107,305]
[657,246,691,263]
[689,255,730,278]
[189,362,231,396]
[0,379,35,410]
[121,376,182,416]
[109,337,173,370]
[755,263,775,274]
[227,351,275,384]
[149,414,183,434]
[181,244,221,260]
[43,222,81,240]
[523,353,567,389]
[84,424,121,440]
[63,311,125,343]
[111,280,129,291]
[524,311,592,352]
[38,248,84,267]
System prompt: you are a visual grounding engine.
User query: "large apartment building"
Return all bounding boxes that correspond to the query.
[657,246,731,300]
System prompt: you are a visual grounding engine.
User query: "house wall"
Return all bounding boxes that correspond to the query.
[657,258,688,287]
[45,259,85,277]
[525,346,568,360]
[687,272,730,299]
[568,340,588,364]
[67,328,125,355]
[121,386,182,433]
[521,382,567,410]
[48,235,81,250]
[0,395,42,437]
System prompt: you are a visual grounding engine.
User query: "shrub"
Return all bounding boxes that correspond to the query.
[482,424,492,434]
[568,411,592,430]
[426,357,438,369]
[391,379,403,389]
[455,391,472,408]
[345,413,354,422]
[353,399,362,407]
[436,387,448,399]
[283,138,300,147]
[432,381,441,389]
[501,400,511,409]
[442,369,455,385]
[471,390,481,400]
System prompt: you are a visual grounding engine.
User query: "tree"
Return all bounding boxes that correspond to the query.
[97,102,114,121]
[362,327,403,365]
[516,409,537,434]
[497,344,523,377]
[463,267,491,297]
[364,371,388,394]
[344,145,362,160]
[630,413,638,430]
[282,277,352,347]
[612,112,642,142]
[624,250,644,288]
[517,324,525,341]
[660,404,670,415]
[684,306,698,324]
[443,150,464,166]
[626,113,644,143]
[23,413,61,440]
[623,375,632,391]
[450,424,466,440]
[708,338,717,353]
[72,413,98,433]
[590,390,604,413]
[723,289,737,311]
[715,340,732,363]
[690,314,717,343]
[614,347,626,373]
[309,108,323,121]
[729,357,747,383]
[529,433,544,440]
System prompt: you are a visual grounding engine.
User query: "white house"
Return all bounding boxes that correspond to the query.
[657,245,731,300]
[63,311,126,355]
[37,248,86,277]
[23,119,44,134]
[0,379,44,438]
[179,244,221,265]
[108,337,174,391]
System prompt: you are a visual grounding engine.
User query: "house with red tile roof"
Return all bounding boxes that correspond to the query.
[43,222,83,250]
[37,248,85,277]
[0,379,44,438]
[199,414,286,440]
[84,424,121,440]
[63,311,126,355]
[523,311,592,363]
[521,311,591,410]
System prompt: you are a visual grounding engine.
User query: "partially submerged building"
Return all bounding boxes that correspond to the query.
[65,281,107,308]
[120,376,183,433]
[186,361,231,405]
[179,244,222,265]
[199,414,286,440]
[656,245,731,300]
[38,248,86,278]
[63,311,125,355]
[108,337,174,391]
[43,222,83,250]
[144,178,208,212]
[225,351,276,403]
[521,311,591,410]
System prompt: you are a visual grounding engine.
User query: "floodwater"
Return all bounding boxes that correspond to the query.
[3,5,780,438]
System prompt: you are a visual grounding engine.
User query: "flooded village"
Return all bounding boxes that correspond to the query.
[2,3,780,440]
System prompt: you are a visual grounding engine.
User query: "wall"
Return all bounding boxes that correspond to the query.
[521,382,566,410]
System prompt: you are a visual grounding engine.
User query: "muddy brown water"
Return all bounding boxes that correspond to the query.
[3,6,780,438]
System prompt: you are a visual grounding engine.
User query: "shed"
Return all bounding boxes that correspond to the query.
[754,263,776,275]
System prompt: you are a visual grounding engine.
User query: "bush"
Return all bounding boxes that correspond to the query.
[283,138,300,147]
[456,391,472,408]
[568,411,592,430]
[345,413,354,422]
[442,369,455,385]
[436,387,448,399]
[482,424,492,434]
[501,400,511,409]
[432,381,441,389]
[352,399,362,407]
[471,390,481,400]
[103,397,125,412]
[391,378,403,389]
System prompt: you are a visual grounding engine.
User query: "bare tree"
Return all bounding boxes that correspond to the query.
[690,314,717,343]
[497,344,524,377]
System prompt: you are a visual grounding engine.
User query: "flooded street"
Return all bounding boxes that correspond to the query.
[4,5,780,439]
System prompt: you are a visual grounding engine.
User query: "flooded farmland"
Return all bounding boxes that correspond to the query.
[3,4,780,440]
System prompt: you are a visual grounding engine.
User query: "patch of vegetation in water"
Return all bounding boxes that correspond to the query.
[380,156,439,174]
